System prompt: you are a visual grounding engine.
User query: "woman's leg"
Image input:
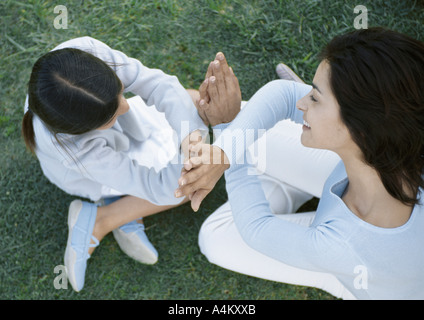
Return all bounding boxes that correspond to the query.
[199,201,355,300]
[198,174,355,299]
[198,119,354,299]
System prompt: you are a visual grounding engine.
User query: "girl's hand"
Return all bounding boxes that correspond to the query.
[174,143,229,212]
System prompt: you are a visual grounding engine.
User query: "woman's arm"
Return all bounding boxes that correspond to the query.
[213,79,311,164]
[222,154,342,272]
[177,79,312,208]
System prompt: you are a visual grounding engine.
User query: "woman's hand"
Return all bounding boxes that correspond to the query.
[174,143,229,212]
[196,52,242,127]
[178,52,239,211]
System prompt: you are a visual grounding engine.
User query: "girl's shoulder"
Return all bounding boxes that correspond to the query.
[51,36,102,52]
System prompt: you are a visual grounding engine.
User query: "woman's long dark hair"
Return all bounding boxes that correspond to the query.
[320,27,424,206]
[22,48,122,153]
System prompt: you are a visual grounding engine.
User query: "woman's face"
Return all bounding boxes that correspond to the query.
[296,60,357,156]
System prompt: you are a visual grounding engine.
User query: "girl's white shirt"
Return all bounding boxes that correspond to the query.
[24,37,207,203]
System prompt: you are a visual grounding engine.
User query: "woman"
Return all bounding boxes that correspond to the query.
[22,36,207,291]
[177,27,424,299]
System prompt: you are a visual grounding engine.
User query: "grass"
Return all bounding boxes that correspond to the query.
[0,0,423,300]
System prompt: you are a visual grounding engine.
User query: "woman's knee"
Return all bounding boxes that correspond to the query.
[198,202,233,262]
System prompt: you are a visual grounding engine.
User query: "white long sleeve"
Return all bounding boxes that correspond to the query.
[213,79,424,299]
[27,37,207,203]
[52,36,207,145]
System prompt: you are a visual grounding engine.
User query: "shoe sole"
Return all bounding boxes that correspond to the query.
[276,63,305,83]
[112,228,158,265]
[64,200,83,292]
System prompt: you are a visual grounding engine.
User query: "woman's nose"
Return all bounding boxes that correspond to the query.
[296,96,308,112]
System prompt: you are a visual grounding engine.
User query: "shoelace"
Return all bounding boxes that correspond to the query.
[119,219,145,233]
[72,225,99,259]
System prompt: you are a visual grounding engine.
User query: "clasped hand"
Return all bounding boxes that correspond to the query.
[196,52,241,127]
[175,52,241,211]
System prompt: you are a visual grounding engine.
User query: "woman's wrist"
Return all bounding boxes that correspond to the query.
[181,130,205,160]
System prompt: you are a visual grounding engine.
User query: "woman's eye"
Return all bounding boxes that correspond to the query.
[309,94,318,102]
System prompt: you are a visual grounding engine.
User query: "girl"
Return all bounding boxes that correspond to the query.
[22,36,207,292]
[178,27,424,299]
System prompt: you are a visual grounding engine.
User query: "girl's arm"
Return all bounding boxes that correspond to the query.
[47,36,207,205]
[58,129,185,206]
[53,36,208,147]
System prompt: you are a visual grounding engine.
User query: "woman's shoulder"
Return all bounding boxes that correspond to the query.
[323,160,346,188]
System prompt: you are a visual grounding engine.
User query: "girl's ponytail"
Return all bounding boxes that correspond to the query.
[22,109,36,154]
[22,47,122,154]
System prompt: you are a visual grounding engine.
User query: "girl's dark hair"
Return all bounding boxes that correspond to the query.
[22,48,122,153]
[319,27,424,206]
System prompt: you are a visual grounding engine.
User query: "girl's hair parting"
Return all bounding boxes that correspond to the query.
[22,48,122,154]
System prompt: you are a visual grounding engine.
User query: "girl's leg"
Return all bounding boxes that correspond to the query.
[89,89,199,253]
[66,89,198,291]
[85,88,199,255]
[90,196,189,254]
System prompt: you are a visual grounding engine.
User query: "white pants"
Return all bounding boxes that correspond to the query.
[100,96,176,198]
[198,119,357,300]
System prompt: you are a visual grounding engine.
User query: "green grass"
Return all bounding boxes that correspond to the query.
[0,0,423,300]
